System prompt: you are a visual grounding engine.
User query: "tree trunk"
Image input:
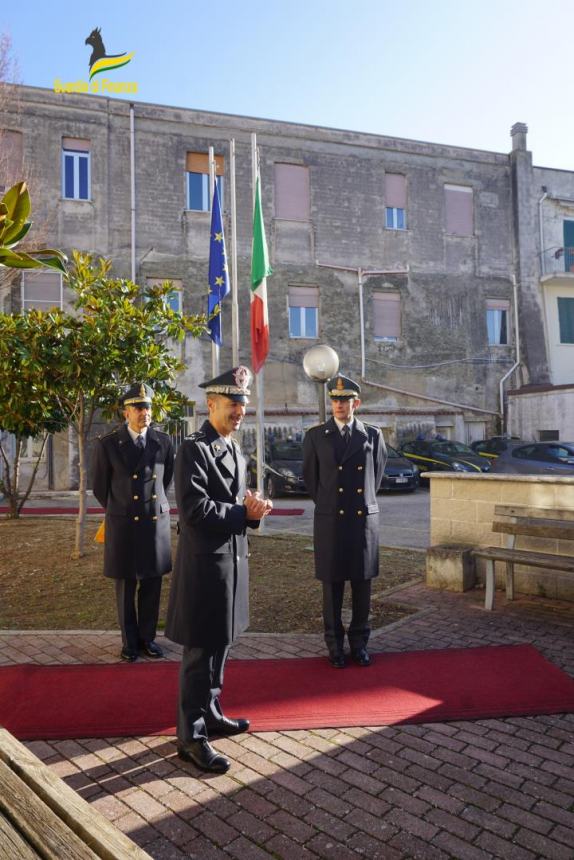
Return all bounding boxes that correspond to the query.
[0,437,21,519]
[73,396,87,559]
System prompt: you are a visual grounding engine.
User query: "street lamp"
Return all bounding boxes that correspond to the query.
[303,345,339,423]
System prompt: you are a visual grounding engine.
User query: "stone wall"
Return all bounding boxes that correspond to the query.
[428,472,574,601]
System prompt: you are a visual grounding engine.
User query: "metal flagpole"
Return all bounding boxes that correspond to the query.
[251,132,266,510]
[230,138,239,367]
[209,146,219,376]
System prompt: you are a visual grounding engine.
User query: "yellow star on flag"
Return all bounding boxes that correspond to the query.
[214,232,223,242]
[215,276,224,286]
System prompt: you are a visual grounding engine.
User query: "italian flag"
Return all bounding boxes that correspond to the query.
[250,176,272,373]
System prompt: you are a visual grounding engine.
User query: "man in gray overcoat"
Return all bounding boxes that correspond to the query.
[92,383,174,662]
[303,374,386,668]
[165,366,272,774]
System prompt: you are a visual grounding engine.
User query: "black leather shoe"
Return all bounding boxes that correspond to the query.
[177,739,230,774]
[205,716,250,737]
[329,652,346,669]
[351,648,371,667]
[140,640,164,658]
[120,647,138,662]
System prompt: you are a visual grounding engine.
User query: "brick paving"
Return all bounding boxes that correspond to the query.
[2,584,574,858]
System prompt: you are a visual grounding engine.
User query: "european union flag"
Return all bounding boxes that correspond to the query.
[207,183,230,346]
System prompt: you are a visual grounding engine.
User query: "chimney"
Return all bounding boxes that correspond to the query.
[511,122,528,151]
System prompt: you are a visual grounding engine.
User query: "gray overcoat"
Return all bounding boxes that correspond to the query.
[91,425,174,580]
[165,420,258,649]
[302,417,386,583]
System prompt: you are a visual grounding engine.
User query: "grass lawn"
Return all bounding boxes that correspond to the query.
[0,518,424,633]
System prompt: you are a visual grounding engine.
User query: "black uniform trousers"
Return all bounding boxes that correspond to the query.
[177,646,230,742]
[177,441,239,744]
[115,577,162,651]
[322,579,372,655]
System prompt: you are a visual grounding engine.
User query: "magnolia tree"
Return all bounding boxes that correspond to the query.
[0,182,67,516]
[55,252,206,558]
[0,310,68,516]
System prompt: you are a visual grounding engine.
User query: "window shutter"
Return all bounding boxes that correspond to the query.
[445,184,473,236]
[274,164,310,220]
[62,137,90,152]
[384,174,406,208]
[288,286,318,307]
[186,152,224,175]
[373,292,400,338]
[0,130,23,176]
[22,272,62,309]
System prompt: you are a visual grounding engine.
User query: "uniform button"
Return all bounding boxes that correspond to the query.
[134,516,139,522]
[338,487,343,493]
[338,466,343,471]
[152,516,158,521]
[357,488,363,494]
[133,495,139,500]
[152,473,157,479]
[152,494,157,499]
[357,466,363,471]
[357,510,363,516]
[339,509,345,515]
[132,474,138,479]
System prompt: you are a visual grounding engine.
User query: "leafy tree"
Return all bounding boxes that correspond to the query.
[0,310,68,517]
[0,182,66,271]
[56,251,206,557]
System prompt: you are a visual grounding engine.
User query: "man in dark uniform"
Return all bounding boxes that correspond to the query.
[165,366,272,774]
[303,374,386,669]
[92,383,174,662]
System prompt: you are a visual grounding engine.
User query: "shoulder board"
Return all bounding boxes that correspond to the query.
[152,429,170,441]
[305,424,321,432]
[99,428,120,440]
[187,430,207,441]
[364,423,381,432]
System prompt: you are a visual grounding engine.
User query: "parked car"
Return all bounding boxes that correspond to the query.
[490,441,574,475]
[401,439,492,476]
[470,436,522,460]
[247,438,306,498]
[380,445,420,492]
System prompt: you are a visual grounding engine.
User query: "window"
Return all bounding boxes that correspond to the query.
[384,173,406,230]
[372,292,400,341]
[539,430,560,441]
[186,152,224,211]
[274,164,310,220]
[445,184,473,236]
[21,271,63,310]
[0,129,23,191]
[62,137,90,200]
[288,286,318,338]
[146,278,183,313]
[486,299,509,345]
[558,297,574,344]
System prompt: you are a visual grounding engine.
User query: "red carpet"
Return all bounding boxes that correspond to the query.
[1,645,573,741]
[0,506,304,517]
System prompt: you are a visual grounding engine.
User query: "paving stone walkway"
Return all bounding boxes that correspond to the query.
[2,584,574,859]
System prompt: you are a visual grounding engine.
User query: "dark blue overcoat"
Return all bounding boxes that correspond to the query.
[303,417,386,583]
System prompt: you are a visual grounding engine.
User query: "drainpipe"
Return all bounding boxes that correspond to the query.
[498,274,521,430]
[538,189,548,278]
[129,103,136,282]
[363,378,499,416]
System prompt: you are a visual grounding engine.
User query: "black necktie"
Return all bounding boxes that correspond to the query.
[136,435,145,450]
[342,426,350,444]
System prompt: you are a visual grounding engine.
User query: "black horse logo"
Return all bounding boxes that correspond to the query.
[85,28,133,80]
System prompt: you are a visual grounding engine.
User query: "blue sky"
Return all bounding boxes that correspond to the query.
[3,0,573,169]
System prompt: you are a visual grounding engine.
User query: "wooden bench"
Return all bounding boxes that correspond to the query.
[471,505,574,610]
[0,727,151,859]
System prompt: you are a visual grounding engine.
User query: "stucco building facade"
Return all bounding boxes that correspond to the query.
[2,85,570,488]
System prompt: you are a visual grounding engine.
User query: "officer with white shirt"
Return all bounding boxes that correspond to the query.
[92,383,174,662]
[303,374,387,668]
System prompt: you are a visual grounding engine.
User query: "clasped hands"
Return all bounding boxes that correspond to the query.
[244,489,273,520]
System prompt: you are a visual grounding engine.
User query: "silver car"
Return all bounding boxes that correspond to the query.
[490,441,574,475]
